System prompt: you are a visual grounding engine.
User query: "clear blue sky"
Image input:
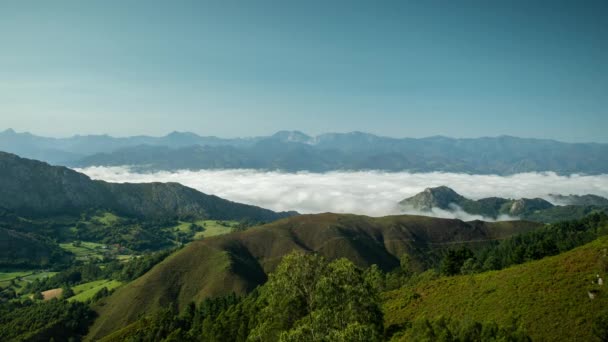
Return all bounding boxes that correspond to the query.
[1,1,607,142]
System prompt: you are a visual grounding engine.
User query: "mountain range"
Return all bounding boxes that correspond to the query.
[2,128,608,174]
[400,186,608,222]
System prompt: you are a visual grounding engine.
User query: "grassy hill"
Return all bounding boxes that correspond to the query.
[87,213,540,339]
[383,236,608,341]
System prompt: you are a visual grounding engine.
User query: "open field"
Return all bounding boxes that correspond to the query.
[194,220,238,239]
[41,288,62,300]
[69,279,123,302]
[0,270,57,293]
[59,241,109,261]
[167,220,238,241]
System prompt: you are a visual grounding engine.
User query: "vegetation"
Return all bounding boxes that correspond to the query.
[103,252,385,341]
[0,299,95,341]
[69,279,122,302]
[438,213,608,276]
[383,236,608,341]
[87,213,540,339]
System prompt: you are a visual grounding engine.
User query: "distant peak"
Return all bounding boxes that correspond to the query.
[400,186,466,210]
[2,128,16,134]
[271,130,313,143]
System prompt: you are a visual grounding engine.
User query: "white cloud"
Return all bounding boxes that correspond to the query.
[76,167,608,219]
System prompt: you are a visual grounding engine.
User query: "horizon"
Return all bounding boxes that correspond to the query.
[2,127,607,145]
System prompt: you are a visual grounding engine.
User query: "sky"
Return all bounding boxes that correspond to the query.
[1,1,607,142]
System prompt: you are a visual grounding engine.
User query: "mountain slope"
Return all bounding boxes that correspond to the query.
[400,186,608,222]
[0,151,294,221]
[87,213,541,339]
[383,236,608,341]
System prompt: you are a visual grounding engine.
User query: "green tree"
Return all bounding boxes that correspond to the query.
[62,286,75,299]
[460,258,481,275]
[250,251,383,341]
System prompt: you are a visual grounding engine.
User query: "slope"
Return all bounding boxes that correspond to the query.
[383,236,608,341]
[87,213,540,339]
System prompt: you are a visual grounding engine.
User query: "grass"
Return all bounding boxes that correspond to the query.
[382,236,608,341]
[69,279,123,302]
[167,220,238,240]
[94,212,121,226]
[0,270,57,293]
[59,241,108,261]
[193,220,238,239]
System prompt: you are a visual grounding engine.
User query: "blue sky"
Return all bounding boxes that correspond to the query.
[1,1,607,142]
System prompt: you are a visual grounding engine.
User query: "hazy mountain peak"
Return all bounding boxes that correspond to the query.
[271,130,313,144]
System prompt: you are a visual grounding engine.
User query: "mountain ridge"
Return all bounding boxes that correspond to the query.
[0,151,295,221]
[2,129,608,174]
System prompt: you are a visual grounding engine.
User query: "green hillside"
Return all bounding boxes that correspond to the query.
[383,236,608,341]
[87,213,540,339]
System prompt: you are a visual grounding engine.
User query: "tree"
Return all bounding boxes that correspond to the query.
[440,247,474,276]
[250,251,383,341]
[62,286,75,299]
[460,258,481,275]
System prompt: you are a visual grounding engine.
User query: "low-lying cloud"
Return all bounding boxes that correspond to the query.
[76,167,608,219]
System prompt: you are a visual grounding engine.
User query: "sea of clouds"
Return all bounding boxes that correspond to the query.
[76,167,608,220]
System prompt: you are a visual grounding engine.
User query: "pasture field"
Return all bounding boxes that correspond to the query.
[194,220,239,239]
[69,279,123,302]
[59,241,109,261]
[0,270,57,293]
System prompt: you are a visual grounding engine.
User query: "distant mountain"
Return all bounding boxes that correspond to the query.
[2,129,608,174]
[548,193,608,207]
[87,213,541,339]
[0,151,295,221]
[399,186,468,210]
[400,186,608,222]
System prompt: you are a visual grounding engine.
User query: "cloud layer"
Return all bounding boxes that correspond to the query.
[76,167,608,219]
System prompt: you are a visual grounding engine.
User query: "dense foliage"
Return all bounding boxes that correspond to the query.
[0,299,95,341]
[396,317,530,342]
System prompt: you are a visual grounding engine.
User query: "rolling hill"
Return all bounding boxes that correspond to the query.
[87,213,541,339]
[383,235,608,341]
